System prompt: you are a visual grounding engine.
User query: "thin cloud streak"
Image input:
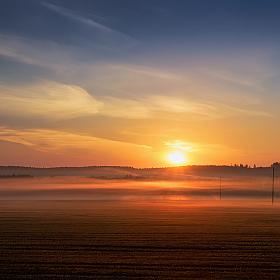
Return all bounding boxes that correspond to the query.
[0,77,269,122]
[98,95,218,120]
[0,82,103,119]
[0,33,77,70]
[0,127,153,164]
[77,62,272,119]
[0,52,272,123]
[108,64,182,81]
[43,2,113,32]
[98,94,272,120]
[43,1,140,51]
[164,141,241,157]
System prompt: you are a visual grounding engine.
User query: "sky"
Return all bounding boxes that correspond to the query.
[1,0,280,168]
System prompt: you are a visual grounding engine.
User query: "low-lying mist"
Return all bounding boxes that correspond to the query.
[0,176,278,203]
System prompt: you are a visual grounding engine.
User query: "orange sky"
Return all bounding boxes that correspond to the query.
[1,1,280,167]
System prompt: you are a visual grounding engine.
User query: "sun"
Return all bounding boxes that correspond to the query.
[168,151,186,164]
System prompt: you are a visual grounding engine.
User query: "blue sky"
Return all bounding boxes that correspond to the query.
[1,0,280,167]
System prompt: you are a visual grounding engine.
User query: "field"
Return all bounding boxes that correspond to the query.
[0,178,279,279]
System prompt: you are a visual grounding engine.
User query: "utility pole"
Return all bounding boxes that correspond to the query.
[272,165,275,205]
[220,177,222,201]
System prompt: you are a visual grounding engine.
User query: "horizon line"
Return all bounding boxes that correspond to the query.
[0,164,277,169]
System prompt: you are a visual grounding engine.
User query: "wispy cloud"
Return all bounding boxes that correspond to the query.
[43,2,139,51]
[76,62,272,120]
[98,94,271,120]
[0,33,77,70]
[107,64,182,81]
[0,53,271,121]
[0,27,137,72]
[43,2,110,31]
[97,95,220,120]
[164,140,242,159]
[164,141,196,151]
[0,81,103,119]
[0,127,152,162]
[149,95,218,117]
[191,48,277,105]
[99,96,151,119]
[216,103,272,118]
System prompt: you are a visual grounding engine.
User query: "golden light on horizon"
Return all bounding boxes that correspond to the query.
[168,151,186,164]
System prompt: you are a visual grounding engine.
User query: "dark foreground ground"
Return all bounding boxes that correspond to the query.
[0,200,279,279]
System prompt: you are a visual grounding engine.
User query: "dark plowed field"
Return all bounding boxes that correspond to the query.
[1,200,279,279]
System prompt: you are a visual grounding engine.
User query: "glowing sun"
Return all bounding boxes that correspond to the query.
[168,151,186,164]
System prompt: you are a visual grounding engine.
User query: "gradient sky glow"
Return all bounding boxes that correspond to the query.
[1,0,280,167]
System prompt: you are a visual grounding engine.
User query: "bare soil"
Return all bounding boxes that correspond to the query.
[0,200,279,279]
